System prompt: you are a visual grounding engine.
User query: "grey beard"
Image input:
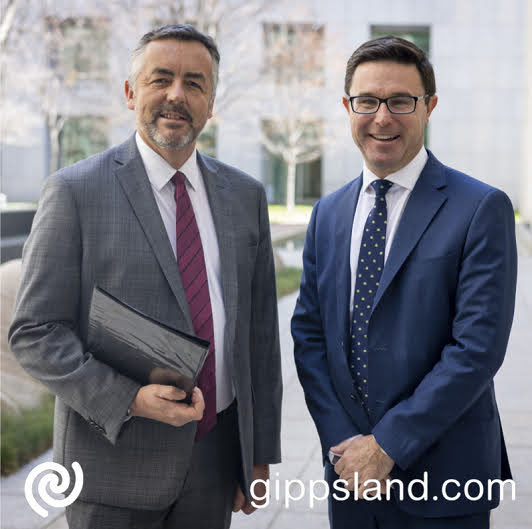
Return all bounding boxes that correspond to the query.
[144,121,197,150]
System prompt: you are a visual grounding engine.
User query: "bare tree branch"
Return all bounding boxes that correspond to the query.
[1,0,273,174]
[0,0,20,50]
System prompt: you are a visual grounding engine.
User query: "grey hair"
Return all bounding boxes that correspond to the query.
[128,24,220,99]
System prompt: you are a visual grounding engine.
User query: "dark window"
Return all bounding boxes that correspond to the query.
[197,122,217,158]
[370,26,430,54]
[262,119,322,205]
[59,116,108,168]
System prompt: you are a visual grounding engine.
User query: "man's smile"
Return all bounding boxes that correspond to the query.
[159,111,191,123]
[369,133,400,142]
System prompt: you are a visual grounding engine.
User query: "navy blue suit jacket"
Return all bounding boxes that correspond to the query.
[292,151,517,517]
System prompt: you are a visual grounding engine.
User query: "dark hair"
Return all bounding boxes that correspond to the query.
[344,36,436,98]
[129,24,220,97]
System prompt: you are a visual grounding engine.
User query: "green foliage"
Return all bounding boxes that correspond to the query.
[276,266,302,299]
[1,394,54,476]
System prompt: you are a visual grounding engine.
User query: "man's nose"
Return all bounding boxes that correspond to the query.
[167,80,186,101]
[374,101,393,125]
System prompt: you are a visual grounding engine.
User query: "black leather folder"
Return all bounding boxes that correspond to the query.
[87,286,209,397]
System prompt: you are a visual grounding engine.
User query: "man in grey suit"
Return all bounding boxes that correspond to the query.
[9,24,282,529]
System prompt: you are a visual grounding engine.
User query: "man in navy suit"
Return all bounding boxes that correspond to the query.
[291,36,517,528]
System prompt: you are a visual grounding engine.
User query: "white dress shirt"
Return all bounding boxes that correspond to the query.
[349,147,428,317]
[135,132,234,412]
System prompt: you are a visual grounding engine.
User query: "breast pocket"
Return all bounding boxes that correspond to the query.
[408,249,460,264]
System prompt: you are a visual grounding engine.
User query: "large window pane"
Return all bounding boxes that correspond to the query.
[261,118,322,205]
[59,116,108,168]
[262,149,322,206]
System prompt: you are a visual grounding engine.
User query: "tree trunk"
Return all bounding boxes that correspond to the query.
[48,123,60,175]
[286,160,296,211]
[47,113,65,175]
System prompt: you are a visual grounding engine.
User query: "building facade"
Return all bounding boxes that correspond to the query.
[1,0,529,217]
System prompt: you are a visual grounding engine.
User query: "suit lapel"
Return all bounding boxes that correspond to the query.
[331,177,373,430]
[113,136,193,330]
[335,176,363,350]
[372,152,448,314]
[197,152,238,355]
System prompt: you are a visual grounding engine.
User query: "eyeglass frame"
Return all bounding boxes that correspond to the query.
[346,94,430,114]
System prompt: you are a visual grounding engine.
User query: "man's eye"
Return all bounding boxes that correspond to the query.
[357,98,377,107]
[186,81,201,89]
[390,97,410,106]
[153,78,169,84]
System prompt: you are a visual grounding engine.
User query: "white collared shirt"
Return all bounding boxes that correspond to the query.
[135,132,233,412]
[349,147,428,316]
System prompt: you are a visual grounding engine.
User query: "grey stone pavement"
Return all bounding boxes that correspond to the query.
[2,224,531,529]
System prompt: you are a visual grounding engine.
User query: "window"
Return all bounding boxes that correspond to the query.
[197,122,217,158]
[263,22,324,84]
[151,10,218,40]
[59,116,108,168]
[262,119,322,205]
[262,150,321,205]
[47,17,109,82]
[370,26,430,54]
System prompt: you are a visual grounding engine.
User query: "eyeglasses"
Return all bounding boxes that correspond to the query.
[347,95,429,114]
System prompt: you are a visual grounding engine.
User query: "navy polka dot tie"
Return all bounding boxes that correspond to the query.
[349,179,393,408]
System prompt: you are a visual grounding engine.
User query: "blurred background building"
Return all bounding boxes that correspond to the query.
[1,0,530,218]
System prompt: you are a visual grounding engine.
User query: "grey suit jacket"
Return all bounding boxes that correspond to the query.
[9,135,282,509]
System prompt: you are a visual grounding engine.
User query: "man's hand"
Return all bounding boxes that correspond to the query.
[129,385,204,427]
[331,434,394,495]
[233,464,269,515]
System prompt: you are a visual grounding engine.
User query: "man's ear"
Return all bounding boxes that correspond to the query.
[125,80,135,110]
[425,94,438,124]
[342,95,351,114]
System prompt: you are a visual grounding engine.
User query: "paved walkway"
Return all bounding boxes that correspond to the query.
[2,225,531,529]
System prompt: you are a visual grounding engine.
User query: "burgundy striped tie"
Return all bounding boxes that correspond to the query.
[172,171,216,440]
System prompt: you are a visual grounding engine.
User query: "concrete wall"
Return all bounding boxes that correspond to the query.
[216,0,527,204]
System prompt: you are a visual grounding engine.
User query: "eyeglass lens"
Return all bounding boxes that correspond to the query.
[353,96,416,114]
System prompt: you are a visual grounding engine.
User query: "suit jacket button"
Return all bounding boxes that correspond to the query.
[350,393,357,401]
